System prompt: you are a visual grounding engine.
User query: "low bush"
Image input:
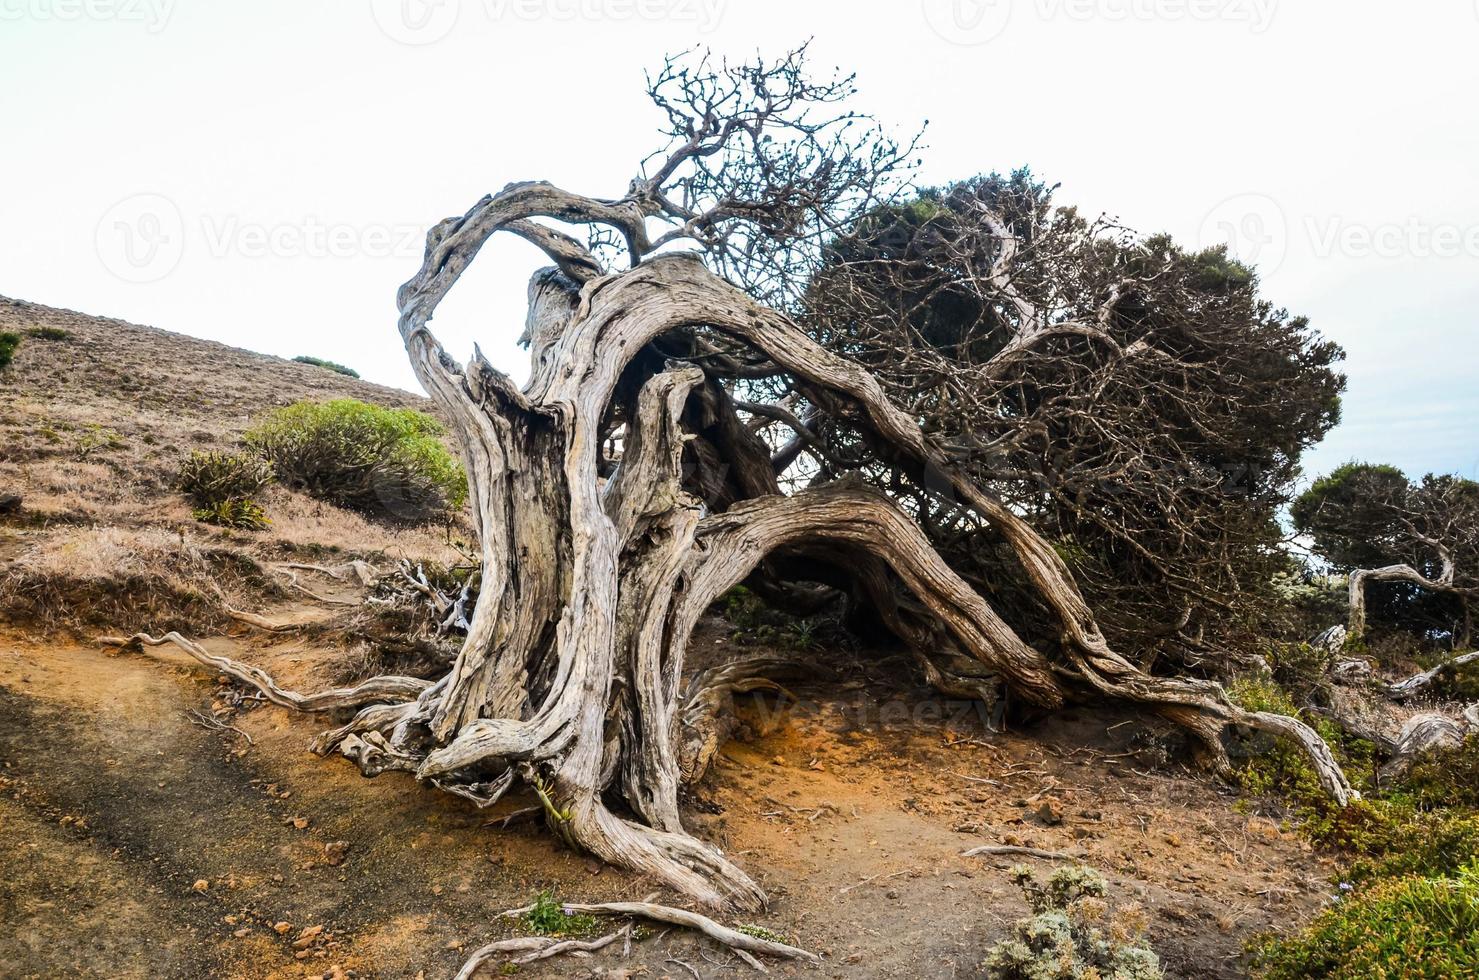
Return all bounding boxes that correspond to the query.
[192,498,271,531]
[24,325,69,341]
[1253,866,1479,979]
[0,331,20,369]
[983,865,1163,980]
[293,355,360,378]
[244,399,466,522]
[1227,675,1376,801]
[177,450,273,507]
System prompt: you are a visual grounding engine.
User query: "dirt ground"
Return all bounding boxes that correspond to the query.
[0,613,1338,979]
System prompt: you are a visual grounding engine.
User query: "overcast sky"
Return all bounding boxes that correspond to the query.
[2,0,1475,484]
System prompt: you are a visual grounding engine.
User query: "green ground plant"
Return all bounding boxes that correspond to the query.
[1253,865,1479,979]
[521,891,598,937]
[983,865,1163,980]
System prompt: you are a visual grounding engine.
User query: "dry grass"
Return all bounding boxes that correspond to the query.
[0,295,467,633]
[0,525,275,636]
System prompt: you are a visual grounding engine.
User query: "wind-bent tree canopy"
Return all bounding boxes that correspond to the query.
[1294,463,1479,647]
[119,48,1354,911]
[792,173,1345,673]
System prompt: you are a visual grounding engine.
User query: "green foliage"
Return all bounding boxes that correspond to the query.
[293,354,360,378]
[177,450,274,507]
[1406,735,1479,809]
[24,326,70,341]
[1253,866,1479,979]
[521,891,597,937]
[0,331,20,370]
[1227,675,1376,801]
[244,399,466,521]
[193,498,271,531]
[983,865,1163,980]
[1292,462,1411,572]
[717,584,827,651]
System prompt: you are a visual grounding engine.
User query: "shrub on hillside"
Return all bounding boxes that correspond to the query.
[244,399,466,521]
[25,326,70,341]
[177,450,274,507]
[983,865,1163,980]
[1253,866,1479,979]
[293,355,360,378]
[0,331,20,370]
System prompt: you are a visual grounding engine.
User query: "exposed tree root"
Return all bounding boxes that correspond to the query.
[496,897,820,972]
[1387,650,1479,701]
[1376,703,1479,785]
[97,632,430,711]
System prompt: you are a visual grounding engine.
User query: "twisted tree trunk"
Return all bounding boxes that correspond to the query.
[296,182,1353,911]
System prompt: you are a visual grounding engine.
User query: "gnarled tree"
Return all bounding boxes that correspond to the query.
[1294,463,1479,648]
[147,48,1354,911]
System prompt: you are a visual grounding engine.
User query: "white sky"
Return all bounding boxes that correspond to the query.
[2,0,1476,484]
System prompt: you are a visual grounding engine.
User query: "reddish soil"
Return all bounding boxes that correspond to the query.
[0,615,1337,979]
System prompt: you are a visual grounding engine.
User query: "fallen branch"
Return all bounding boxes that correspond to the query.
[184,707,255,745]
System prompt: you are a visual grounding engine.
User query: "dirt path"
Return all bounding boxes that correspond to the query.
[0,630,1336,979]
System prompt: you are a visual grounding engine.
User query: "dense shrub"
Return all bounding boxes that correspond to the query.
[293,355,359,378]
[177,450,274,507]
[1253,866,1479,979]
[0,331,20,369]
[1406,735,1479,808]
[245,399,465,521]
[983,865,1162,980]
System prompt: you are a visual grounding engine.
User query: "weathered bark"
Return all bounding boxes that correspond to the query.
[179,179,1354,911]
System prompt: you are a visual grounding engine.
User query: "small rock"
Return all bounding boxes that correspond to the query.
[885,889,900,900]
[233,927,251,938]
[1034,799,1064,826]
[324,841,349,866]
[291,816,310,830]
[770,755,785,766]
[273,921,292,935]
[192,879,210,893]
